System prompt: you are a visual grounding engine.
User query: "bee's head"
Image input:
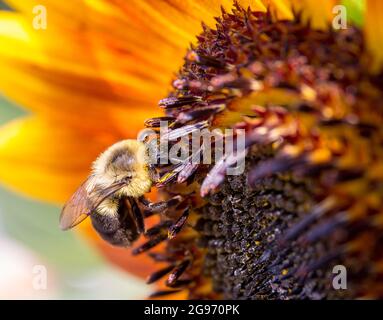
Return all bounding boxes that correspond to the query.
[92,139,153,197]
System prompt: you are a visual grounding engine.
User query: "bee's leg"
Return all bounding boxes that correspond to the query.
[138,195,182,215]
[127,198,145,234]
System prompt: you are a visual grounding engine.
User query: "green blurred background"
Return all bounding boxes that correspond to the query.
[0,96,149,299]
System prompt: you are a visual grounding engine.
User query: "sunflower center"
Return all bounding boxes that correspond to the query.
[196,146,351,299]
[143,5,383,300]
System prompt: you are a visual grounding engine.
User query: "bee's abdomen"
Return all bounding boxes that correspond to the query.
[90,199,139,247]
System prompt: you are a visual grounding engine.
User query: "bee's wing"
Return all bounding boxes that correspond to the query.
[59,178,126,231]
[59,179,92,231]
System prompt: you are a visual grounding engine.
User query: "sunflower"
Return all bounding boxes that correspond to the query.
[1,0,383,299]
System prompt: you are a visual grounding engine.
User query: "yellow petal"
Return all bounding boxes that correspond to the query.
[0,9,164,132]
[365,0,383,72]
[0,0,270,133]
[290,0,338,29]
[0,116,145,203]
[263,0,294,20]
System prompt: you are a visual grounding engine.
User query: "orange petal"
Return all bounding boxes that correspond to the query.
[0,0,269,133]
[0,116,146,203]
[0,9,162,133]
[290,0,338,29]
[0,0,296,131]
[263,0,294,20]
[365,0,383,72]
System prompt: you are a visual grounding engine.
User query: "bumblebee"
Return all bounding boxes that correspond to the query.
[59,139,178,247]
